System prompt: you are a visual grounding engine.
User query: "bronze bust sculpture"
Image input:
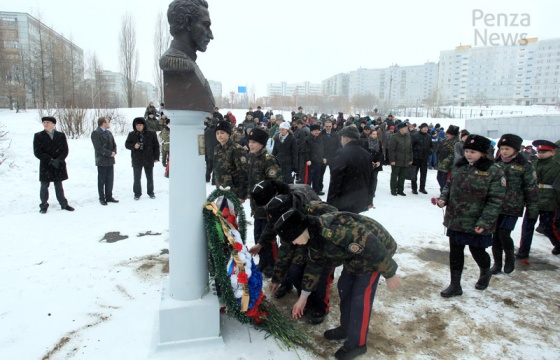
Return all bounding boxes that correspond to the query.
[160,0,215,111]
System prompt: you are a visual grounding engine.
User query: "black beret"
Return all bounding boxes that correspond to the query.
[41,116,56,124]
[498,134,522,152]
[215,120,232,135]
[463,134,490,153]
[247,128,269,146]
[273,209,308,243]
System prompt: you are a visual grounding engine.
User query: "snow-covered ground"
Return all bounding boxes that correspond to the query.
[1,108,559,359]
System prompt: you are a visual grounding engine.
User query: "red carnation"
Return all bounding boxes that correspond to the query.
[431,197,437,205]
[237,272,248,284]
[234,242,243,252]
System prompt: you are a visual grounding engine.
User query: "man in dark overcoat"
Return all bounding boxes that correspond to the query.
[91,116,118,205]
[33,116,74,213]
[327,126,374,213]
[125,117,160,200]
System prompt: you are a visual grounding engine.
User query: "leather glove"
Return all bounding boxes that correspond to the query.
[50,159,61,169]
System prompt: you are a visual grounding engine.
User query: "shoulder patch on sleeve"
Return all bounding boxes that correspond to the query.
[322,228,334,239]
[501,176,507,187]
[240,156,247,164]
[267,168,277,177]
[348,243,364,254]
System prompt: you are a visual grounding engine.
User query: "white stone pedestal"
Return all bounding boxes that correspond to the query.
[155,110,222,350]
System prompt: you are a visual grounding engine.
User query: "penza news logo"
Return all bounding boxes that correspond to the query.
[472,9,531,46]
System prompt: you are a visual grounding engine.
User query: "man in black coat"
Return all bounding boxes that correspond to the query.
[91,116,118,205]
[204,116,219,183]
[327,126,374,213]
[320,119,341,193]
[33,116,74,213]
[411,123,432,194]
[272,122,298,184]
[125,117,160,200]
[253,106,264,122]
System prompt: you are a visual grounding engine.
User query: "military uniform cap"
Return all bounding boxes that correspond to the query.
[446,125,460,136]
[273,209,308,243]
[215,120,232,135]
[532,140,559,152]
[498,134,523,152]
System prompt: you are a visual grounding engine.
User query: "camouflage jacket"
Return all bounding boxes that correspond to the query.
[440,157,506,235]
[495,155,538,218]
[248,147,282,218]
[213,139,249,199]
[437,137,459,172]
[299,212,398,292]
[534,156,560,211]
[269,195,338,285]
[161,126,170,152]
[258,184,323,247]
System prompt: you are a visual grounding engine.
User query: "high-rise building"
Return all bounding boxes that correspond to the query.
[344,63,438,108]
[322,73,349,98]
[438,38,560,106]
[208,80,222,99]
[267,81,322,96]
[0,12,84,107]
[135,81,158,107]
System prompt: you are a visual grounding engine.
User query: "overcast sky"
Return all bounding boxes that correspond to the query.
[2,0,558,98]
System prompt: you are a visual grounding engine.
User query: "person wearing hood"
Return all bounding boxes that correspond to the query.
[125,117,160,200]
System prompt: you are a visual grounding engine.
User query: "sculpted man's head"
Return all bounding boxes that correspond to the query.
[168,0,213,52]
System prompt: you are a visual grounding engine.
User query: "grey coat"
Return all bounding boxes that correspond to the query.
[91,127,117,167]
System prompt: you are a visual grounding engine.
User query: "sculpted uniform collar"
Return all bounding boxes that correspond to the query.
[170,39,197,61]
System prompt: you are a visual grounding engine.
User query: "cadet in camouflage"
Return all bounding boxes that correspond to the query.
[438,134,506,298]
[213,120,249,200]
[436,125,460,191]
[491,134,538,274]
[260,192,337,324]
[517,139,560,258]
[274,209,400,359]
[247,128,282,277]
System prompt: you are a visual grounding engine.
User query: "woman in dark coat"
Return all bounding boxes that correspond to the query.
[125,117,160,199]
[272,123,298,184]
[365,126,383,204]
[33,116,73,213]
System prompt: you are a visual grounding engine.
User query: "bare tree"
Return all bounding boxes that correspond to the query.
[153,10,170,105]
[119,12,139,108]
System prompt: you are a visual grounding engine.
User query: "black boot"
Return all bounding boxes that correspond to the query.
[503,249,515,274]
[441,269,463,298]
[490,247,502,274]
[475,268,492,290]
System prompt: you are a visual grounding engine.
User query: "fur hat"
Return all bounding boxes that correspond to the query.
[279,122,291,130]
[41,116,57,124]
[446,125,460,136]
[215,120,232,135]
[247,128,269,146]
[132,117,146,129]
[463,134,490,153]
[459,129,470,138]
[339,126,360,140]
[273,209,308,243]
[251,180,278,207]
[498,134,523,152]
[310,124,321,132]
[396,122,408,131]
[419,123,428,129]
[265,194,294,221]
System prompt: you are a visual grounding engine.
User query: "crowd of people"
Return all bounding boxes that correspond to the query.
[32,103,560,360]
